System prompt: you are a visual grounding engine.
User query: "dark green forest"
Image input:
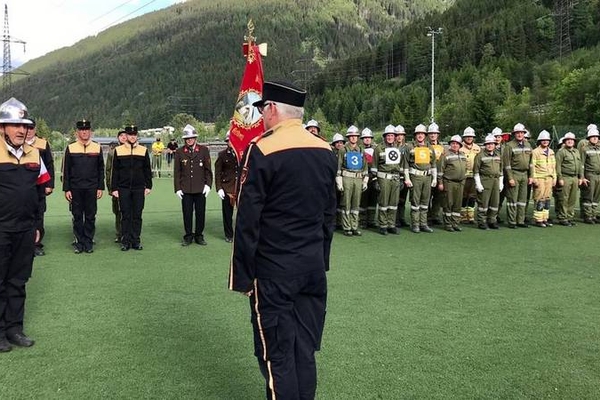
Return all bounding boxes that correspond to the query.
[4,0,452,132]
[309,0,600,139]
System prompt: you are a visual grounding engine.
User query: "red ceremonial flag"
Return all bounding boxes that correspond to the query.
[229,21,266,162]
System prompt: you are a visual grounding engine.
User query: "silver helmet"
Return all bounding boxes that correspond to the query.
[0,97,33,125]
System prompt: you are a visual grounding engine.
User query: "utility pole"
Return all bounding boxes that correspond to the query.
[2,4,27,94]
[427,27,442,123]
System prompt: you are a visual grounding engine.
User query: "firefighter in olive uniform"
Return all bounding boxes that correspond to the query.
[0,97,51,352]
[580,128,600,223]
[230,80,336,400]
[25,118,54,256]
[394,125,409,227]
[215,131,238,243]
[174,124,212,246]
[331,133,345,230]
[110,125,153,251]
[360,127,378,228]
[502,123,533,228]
[404,124,437,233]
[337,125,368,236]
[372,125,402,234]
[530,130,556,227]
[555,132,582,226]
[438,135,467,232]
[305,119,326,141]
[493,127,507,223]
[473,134,504,230]
[427,122,445,225]
[62,120,105,253]
[578,124,597,220]
[106,130,128,242]
[460,126,481,224]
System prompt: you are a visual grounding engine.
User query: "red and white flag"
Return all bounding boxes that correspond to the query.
[229,21,266,162]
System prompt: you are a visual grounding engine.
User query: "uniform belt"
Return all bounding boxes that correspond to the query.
[342,170,363,178]
[512,169,528,172]
[562,173,577,177]
[377,172,399,180]
[409,168,429,176]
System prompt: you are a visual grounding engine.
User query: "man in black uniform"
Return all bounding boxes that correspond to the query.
[62,120,105,253]
[25,118,54,256]
[174,124,212,246]
[110,125,152,251]
[229,81,336,400]
[215,131,238,243]
[0,97,50,352]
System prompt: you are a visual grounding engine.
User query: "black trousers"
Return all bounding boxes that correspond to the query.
[182,193,206,240]
[71,189,98,251]
[221,197,234,239]
[0,229,35,336]
[35,189,46,249]
[250,270,327,400]
[119,189,145,246]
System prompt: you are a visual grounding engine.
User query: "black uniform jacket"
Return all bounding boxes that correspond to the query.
[215,146,238,195]
[229,119,337,293]
[62,140,105,191]
[0,140,47,232]
[110,143,152,191]
[174,144,212,194]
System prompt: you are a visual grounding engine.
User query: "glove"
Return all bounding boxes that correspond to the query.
[335,176,344,192]
[362,176,369,191]
[175,190,183,200]
[498,177,504,192]
[203,185,211,198]
[431,171,438,188]
[217,189,226,200]
[405,179,413,188]
[474,174,484,193]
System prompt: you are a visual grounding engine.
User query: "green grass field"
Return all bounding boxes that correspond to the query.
[2,178,600,399]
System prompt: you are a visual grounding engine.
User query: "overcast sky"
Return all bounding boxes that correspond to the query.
[7,0,185,67]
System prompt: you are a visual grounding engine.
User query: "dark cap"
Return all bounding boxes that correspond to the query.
[28,117,36,128]
[252,80,306,108]
[76,119,91,130]
[124,125,138,134]
[117,129,127,138]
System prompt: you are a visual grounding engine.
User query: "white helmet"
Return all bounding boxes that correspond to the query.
[346,125,359,136]
[360,128,374,138]
[536,130,551,142]
[331,133,345,144]
[306,119,320,131]
[558,136,564,145]
[383,125,396,135]
[587,124,597,132]
[563,132,576,141]
[587,128,600,138]
[0,97,33,125]
[395,125,406,135]
[182,124,198,139]
[427,122,440,134]
[414,124,427,134]
[449,135,463,146]
[512,123,526,133]
[225,130,230,141]
[492,127,503,136]
[462,126,476,137]
[524,130,531,139]
[484,134,496,145]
